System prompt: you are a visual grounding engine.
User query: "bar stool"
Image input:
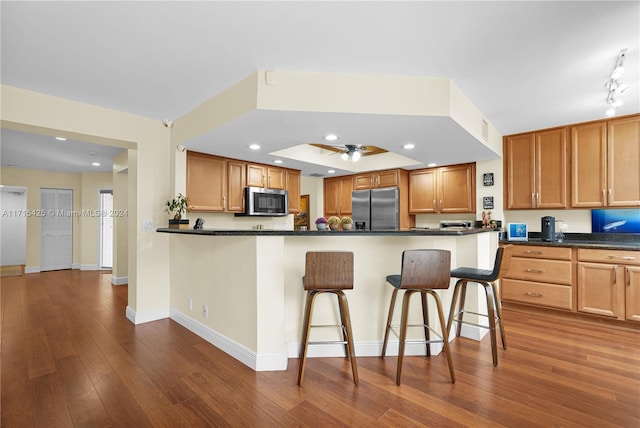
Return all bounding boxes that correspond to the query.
[298,251,358,386]
[446,245,513,367]
[381,249,455,385]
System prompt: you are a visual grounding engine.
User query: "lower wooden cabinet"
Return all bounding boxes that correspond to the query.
[577,248,640,321]
[501,245,575,311]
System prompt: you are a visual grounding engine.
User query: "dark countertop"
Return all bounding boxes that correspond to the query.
[501,232,640,251]
[156,227,500,237]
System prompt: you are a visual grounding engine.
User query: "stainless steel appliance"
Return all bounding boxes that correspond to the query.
[352,188,399,230]
[440,220,473,229]
[239,187,288,216]
[541,216,555,241]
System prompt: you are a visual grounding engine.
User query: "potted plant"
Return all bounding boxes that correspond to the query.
[327,215,341,230]
[315,216,328,230]
[341,216,353,230]
[166,193,190,229]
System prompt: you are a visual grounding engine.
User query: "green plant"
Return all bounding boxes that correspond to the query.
[340,216,353,224]
[166,193,189,220]
[327,216,341,225]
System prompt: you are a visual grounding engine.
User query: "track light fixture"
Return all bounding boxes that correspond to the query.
[605,49,629,117]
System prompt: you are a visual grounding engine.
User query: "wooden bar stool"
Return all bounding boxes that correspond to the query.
[298,251,358,386]
[446,245,513,367]
[381,249,455,385]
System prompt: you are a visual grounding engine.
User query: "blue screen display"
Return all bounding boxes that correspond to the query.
[591,209,640,233]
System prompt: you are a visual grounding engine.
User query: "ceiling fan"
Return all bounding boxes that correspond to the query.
[310,143,387,162]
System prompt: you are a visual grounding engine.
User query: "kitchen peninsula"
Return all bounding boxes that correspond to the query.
[158,227,500,371]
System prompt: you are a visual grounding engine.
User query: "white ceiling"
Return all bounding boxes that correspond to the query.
[1,1,638,176]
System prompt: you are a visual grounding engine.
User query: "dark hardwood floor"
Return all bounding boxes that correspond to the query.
[2,270,639,427]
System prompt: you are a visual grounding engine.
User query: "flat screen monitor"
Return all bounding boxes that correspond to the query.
[592,209,640,233]
[507,223,528,241]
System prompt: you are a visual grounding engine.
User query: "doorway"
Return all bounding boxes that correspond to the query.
[0,186,27,276]
[100,190,113,269]
[40,188,73,271]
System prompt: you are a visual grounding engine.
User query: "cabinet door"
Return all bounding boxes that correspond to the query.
[323,177,340,216]
[186,152,226,211]
[608,115,640,207]
[577,262,625,319]
[267,167,286,190]
[226,160,246,213]
[439,163,475,213]
[375,170,400,188]
[409,169,437,213]
[571,121,607,207]
[505,133,536,209]
[536,128,568,208]
[286,169,301,213]
[625,266,640,321]
[247,164,266,188]
[353,173,373,190]
[338,176,353,215]
[626,266,640,322]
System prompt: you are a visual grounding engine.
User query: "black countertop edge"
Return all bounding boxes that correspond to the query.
[156,227,500,237]
[500,232,640,251]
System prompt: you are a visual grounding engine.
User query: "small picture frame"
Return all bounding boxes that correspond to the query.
[483,196,494,209]
[483,173,494,186]
[507,223,528,241]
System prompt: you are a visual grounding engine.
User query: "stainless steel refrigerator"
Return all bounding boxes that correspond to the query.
[352,188,399,230]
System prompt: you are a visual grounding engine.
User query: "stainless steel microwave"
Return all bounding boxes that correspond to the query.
[242,187,289,216]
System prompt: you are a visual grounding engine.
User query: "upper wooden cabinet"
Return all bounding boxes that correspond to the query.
[226,160,246,213]
[409,163,476,213]
[353,169,400,190]
[571,115,640,208]
[186,151,227,212]
[324,175,353,217]
[504,127,568,209]
[286,169,301,214]
[247,164,286,189]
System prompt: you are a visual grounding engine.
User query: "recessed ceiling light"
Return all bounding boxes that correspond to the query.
[427,163,437,167]
[328,170,336,174]
[324,134,338,141]
[273,159,283,164]
[92,162,101,167]
[403,143,415,150]
[249,144,261,150]
[55,137,67,141]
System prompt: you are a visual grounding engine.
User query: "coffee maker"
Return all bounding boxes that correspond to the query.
[541,216,556,241]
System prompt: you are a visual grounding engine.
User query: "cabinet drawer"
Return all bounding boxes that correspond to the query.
[577,249,639,266]
[502,279,574,310]
[506,257,573,285]
[510,245,572,260]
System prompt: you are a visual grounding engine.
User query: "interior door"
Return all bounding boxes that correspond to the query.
[40,188,73,271]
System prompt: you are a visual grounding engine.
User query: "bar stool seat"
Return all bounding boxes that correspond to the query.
[447,245,513,367]
[298,251,358,386]
[381,249,455,385]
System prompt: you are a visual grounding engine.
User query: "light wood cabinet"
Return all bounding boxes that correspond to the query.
[353,169,400,190]
[324,175,353,217]
[504,127,568,209]
[226,160,246,213]
[501,245,575,311]
[186,151,227,212]
[409,163,475,213]
[247,164,286,189]
[577,248,639,321]
[571,115,640,208]
[286,169,301,214]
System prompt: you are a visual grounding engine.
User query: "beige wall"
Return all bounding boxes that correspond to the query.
[1,84,171,324]
[112,150,129,283]
[79,172,113,268]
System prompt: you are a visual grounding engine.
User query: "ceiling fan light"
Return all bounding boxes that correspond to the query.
[351,151,361,162]
[341,152,349,161]
[611,66,624,80]
[611,99,624,107]
[605,107,616,117]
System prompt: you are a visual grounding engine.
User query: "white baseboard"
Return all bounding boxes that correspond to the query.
[80,264,99,271]
[111,275,128,285]
[72,263,81,270]
[125,305,170,325]
[170,309,288,372]
[25,266,40,274]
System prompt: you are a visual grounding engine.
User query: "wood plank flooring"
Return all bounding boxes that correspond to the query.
[2,270,639,427]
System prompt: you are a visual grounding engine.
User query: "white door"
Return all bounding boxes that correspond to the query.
[40,188,73,271]
[100,190,113,269]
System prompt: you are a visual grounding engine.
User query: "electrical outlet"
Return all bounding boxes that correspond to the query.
[188,297,193,311]
[202,305,208,318]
